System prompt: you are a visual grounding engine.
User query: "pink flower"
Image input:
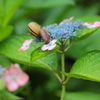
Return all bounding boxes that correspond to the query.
[0,66,7,78]
[3,64,29,91]
[41,39,57,51]
[82,21,100,28]
[59,16,74,25]
[18,39,33,51]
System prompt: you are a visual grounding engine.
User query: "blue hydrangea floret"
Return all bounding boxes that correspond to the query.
[47,20,83,40]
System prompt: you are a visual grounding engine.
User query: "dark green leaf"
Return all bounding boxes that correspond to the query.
[0,55,11,67]
[78,15,100,22]
[22,0,75,9]
[0,90,22,100]
[63,50,100,82]
[0,26,13,42]
[2,0,23,26]
[33,52,58,70]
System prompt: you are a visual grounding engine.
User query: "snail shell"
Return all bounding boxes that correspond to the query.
[28,22,50,44]
[28,22,41,37]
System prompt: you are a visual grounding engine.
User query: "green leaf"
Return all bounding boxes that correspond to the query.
[0,26,13,42]
[0,90,22,100]
[64,92,100,100]
[2,0,23,26]
[22,0,75,9]
[63,50,100,82]
[75,27,99,41]
[66,16,100,59]
[0,79,6,90]
[0,55,11,67]
[31,47,58,62]
[0,34,58,70]
[78,15,100,22]
[0,34,39,64]
[0,0,4,26]
[33,52,58,70]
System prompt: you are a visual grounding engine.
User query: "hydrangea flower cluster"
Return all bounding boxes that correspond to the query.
[18,17,100,51]
[47,20,82,40]
[0,66,7,78]
[0,64,29,91]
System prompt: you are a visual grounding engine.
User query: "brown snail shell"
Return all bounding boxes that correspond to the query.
[28,22,41,37]
[28,22,50,44]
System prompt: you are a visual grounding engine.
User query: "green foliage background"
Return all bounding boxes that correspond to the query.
[0,0,100,100]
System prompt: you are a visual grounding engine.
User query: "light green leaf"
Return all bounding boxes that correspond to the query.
[64,92,100,100]
[0,0,4,26]
[0,34,39,64]
[22,0,75,9]
[66,29,100,59]
[63,50,100,82]
[66,16,100,59]
[0,34,58,70]
[75,27,99,41]
[0,26,13,42]
[0,79,6,90]
[75,16,100,41]
[31,47,58,62]
[0,90,22,100]
[2,0,23,26]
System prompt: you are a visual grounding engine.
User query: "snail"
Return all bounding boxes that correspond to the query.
[28,22,50,44]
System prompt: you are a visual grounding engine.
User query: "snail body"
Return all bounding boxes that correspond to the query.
[28,22,50,44]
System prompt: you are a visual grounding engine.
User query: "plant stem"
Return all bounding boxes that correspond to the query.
[52,70,62,83]
[60,53,66,100]
[65,41,75,52]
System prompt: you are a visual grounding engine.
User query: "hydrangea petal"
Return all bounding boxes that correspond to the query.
[48,44,56,51]
[50,39,57,45]
[3,73,12,83]
[94,21,100,26]
[18,39,33,51]
[41,45,49,51]
[82,21,100,28]
[18,46,30,51]
[16,72,29,86]
[59,16,74,25]
[6,81,19,91]
[3,63,29,91]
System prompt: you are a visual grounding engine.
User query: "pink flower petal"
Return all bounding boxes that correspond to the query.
[3,74,12,83]
[3,63,29,91]
[16,72,29,86]
[6,81,19,91]
[59,16,74,25]
[9,64,20,75]
[18,46,30,51]
[94,21,100,26]
[82,21,100,28]
[50,39,57,45]
[23,39,33,45]
[14,63,22,72]
[48,44,56,51]
[41,45,49,51]
[18,39,33,51]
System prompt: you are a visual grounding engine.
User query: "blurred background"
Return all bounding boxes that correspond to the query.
[1,0,100,100]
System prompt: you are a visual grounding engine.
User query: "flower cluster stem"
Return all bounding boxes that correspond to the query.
[60,53,66,100]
